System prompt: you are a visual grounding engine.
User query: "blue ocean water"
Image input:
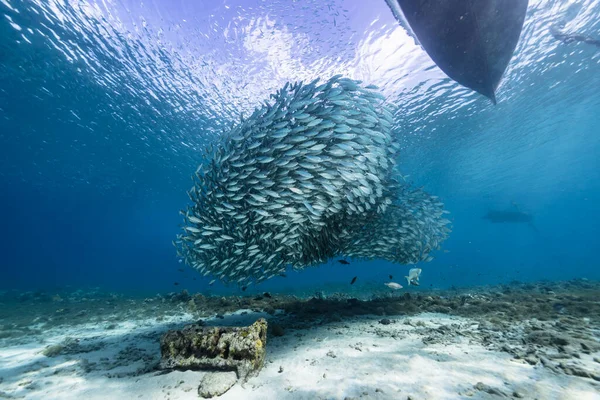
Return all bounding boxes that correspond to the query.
[1,0,599,297]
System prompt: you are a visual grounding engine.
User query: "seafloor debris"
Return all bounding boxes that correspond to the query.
[159,318,268,381]
[0,279,598,399]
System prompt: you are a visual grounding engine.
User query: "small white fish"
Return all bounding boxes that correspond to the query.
[384,282,403,290]
[405,268,422,286]
[209,279,216,286]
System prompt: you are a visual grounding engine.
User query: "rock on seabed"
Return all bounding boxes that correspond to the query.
[198,371,237,398]
[159,318,267,381]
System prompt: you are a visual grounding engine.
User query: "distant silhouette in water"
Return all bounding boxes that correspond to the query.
[483,202,537,232]
[483,203,567,268]
[385,0,529,104]
[483,209,532,224]
[551,26,600,48]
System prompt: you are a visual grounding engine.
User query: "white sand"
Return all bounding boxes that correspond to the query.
[1,311,599,400]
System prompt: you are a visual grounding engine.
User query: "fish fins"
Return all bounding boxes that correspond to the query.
[405,276,410,286]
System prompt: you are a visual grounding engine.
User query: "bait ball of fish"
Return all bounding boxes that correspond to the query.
[175,75,451,286]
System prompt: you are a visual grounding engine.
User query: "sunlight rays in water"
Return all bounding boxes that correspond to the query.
[0,0,599,195]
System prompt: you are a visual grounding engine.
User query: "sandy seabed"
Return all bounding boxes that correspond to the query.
[1,280,599,399]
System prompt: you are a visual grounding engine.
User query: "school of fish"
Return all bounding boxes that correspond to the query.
[174,75,451,287]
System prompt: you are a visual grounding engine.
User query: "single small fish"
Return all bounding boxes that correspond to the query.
[389,275,393,280]
[350,276,357,285]
[174,282,180,286]
[384,282,403,290]
[209,279,216,286]
[405,268,422,286]
[263,292,272,298]
[338,259,350,265]
[551,26,600,48]
[178,268,184,272]
[242,286,247,291]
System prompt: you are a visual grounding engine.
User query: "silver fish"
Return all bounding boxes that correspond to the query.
[384,282,403,290]
[175,77,450,287]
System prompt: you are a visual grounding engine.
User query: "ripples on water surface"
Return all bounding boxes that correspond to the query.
[1,0,599,288]
[1,0,598,191]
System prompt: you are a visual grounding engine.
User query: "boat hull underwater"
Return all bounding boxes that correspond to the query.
[386,0,529,103]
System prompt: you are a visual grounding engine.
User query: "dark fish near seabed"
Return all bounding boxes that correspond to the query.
[263,292,272,298]
[389,275,393,280]
[174,282,179,286]
[350,276,357,285]
[338,260,350,265]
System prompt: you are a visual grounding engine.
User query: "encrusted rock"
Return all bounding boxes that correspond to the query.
[159,318,267,381]
[473,381,508,397]
[198,371,237,398]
